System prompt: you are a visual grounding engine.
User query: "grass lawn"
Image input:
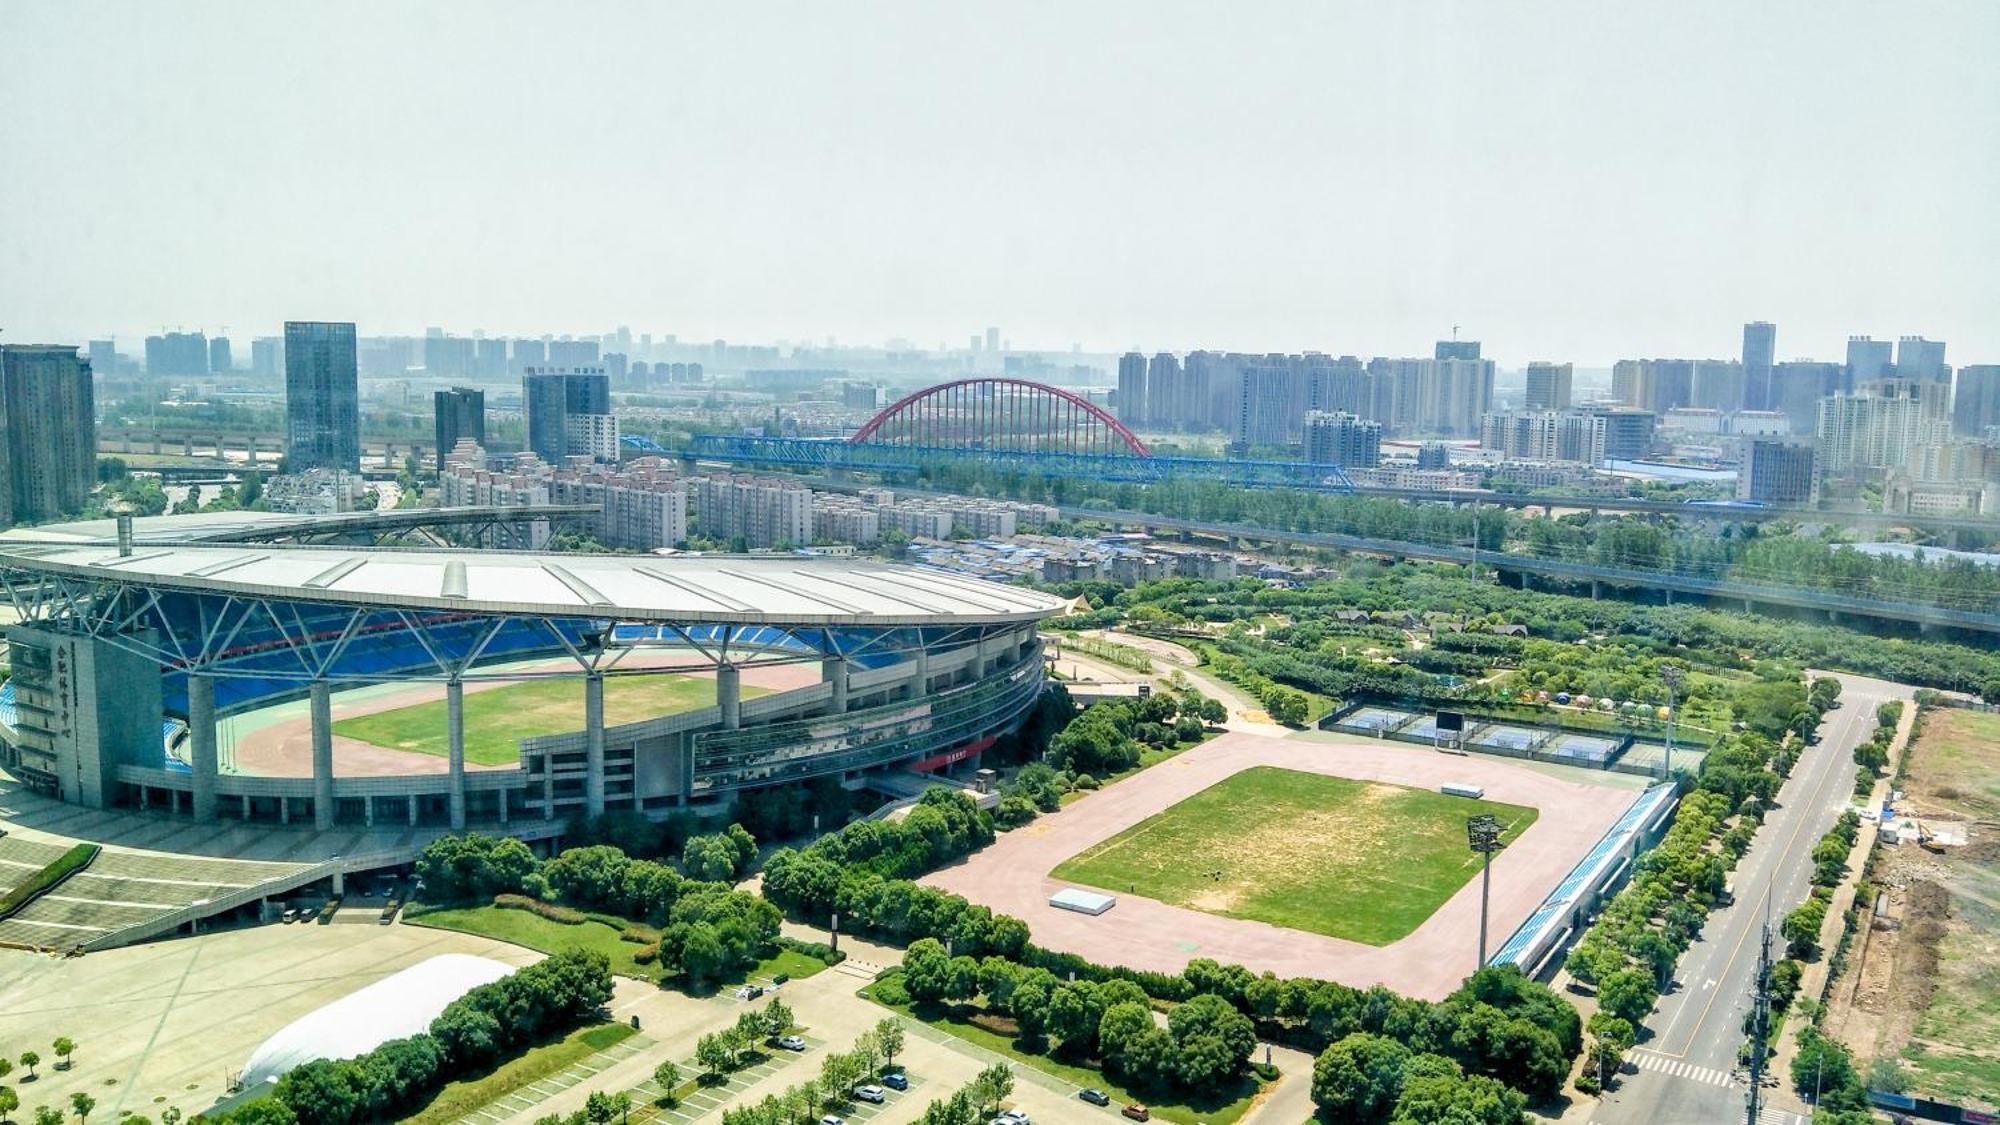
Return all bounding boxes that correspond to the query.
[333,673,769,765]
[403,1022,635,1125]
[406,903,658,977]
[407,902,830,987]
[862,981,1267,1125]
[1052,766,1539,945]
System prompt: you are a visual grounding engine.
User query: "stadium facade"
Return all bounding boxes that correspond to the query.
[0,512,1063,835]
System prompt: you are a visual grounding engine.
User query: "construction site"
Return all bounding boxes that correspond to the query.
[1822,704,1999,1115]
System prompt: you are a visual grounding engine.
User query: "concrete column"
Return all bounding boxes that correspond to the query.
[541,756,555,818]
[908,649,931,699]
[407,794,419,826]
[138,787,148,812]
[242,794,252,820]
[497,787,510,825]
[585,672,607,817]
[716,664,741,730]
[279,797,290,825]
[446,677,467,830]
[822,657,848,714]
[363,797,375,828]
[310,679,336,830]
[189,673,219,822]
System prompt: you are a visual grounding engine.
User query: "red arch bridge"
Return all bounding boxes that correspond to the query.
[850,378,1151,456]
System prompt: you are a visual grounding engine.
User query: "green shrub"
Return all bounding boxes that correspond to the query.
[493,894,587,925]
[0,844,99,919]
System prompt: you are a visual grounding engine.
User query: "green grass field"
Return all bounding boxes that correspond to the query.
[1051,766,1539,946]
[407,902,828,986]
[333,673,768,765]
[403,1022,635,1125]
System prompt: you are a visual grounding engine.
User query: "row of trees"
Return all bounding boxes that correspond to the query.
[211,950,614,1125]
[716,1021,918,1125]
[1312,1033,1531,1125]
[765,787,994,885]
[414,834,781,986]
[1563,678,1843,1093]
[894,939,1257,1093]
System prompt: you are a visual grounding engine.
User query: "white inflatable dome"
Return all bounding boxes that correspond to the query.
[241,953,514,1087]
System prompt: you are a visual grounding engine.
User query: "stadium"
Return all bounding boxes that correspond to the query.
[0,510,1064,842]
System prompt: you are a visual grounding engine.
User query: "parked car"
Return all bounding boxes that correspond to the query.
[820,1116,845,1125]
[882,1073,909,1091]
[736,984,765,1000]
[777,1035,808,1052]
[1001,1111,1029,1125]
[1121,1105,1150,1122]
[281,908,298,923]
[853,1085,886,1104]
[1078,1089,1110,1107]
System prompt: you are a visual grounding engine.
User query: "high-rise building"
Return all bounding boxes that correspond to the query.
[433,387,486,470]
[689,474,811,548]
[0,345,97,525]
[208,336,232,374]
[88,339,116,376]
[1579,405,1657,461]
[1435,339,1481,361]
[1615,359,1694,415]
[423,333,474,378]
[144,331,209,378]
[1689,360,1746,413]
[250,337,284,377]
[1773,361,1846,435]
[1145,352,1184,430]
[1415,442,1451,469]
[1953,366,2000,437]
[1116,352,1147,427]
[1737,441,1816,504]
[985,327,1000,355]
[1479,410,1609,465]
[1815,379,1947,476]
[1523,362,1573,410]
[523,368,613,461]
[512,338,548,374]
[1846,336,1893,386]
[1742,321,1776,409]
[1302,411,1381,467]
[548,339,601,367]
[283,321,360,472]
[1896,336,1948,383]
[1233,366,1294,450]
[473,338,509,379]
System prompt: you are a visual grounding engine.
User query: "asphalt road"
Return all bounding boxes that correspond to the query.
[1588,673,1911,1125]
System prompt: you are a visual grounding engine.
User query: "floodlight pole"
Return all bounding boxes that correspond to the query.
[1467,814,1505,971]
[1662,665,1683,782]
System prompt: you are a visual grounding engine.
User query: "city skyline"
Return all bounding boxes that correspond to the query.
[3,1,1996,365]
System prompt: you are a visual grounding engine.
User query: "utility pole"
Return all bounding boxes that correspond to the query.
[1467,814,1505,970]
[1745,918,1773,1124]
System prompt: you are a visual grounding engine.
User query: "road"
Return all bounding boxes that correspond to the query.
[1587,673,1912,1125]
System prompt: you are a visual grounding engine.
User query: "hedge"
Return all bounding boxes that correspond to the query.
[0,843,100,920]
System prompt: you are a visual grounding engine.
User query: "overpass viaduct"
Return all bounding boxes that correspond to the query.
[100,429,431,470]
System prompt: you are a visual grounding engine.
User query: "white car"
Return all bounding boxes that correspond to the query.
[821,1117,845,1125]
[778,1035,808,1052]
[853,1085,886,1104]
[1002,1113,1030,1125]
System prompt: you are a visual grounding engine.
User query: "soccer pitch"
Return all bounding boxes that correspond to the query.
[1050,766,1539,946]
[332,674,766,765]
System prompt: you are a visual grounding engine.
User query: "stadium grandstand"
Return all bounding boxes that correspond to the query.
[0,511,1065,845]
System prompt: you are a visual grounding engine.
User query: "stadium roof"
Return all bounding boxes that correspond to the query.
[0,536,1068,627]
[4,505,598,545]
[240,954,513,1088]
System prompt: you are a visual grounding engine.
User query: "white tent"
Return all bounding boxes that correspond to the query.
[241,953,514,1087]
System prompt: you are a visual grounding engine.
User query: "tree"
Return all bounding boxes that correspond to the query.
[653,1060,683,1106]
[67,1094,93,1125]
[1263,687,1309,726]
[161,1107,183,1125]
[696,1034,732,1079]
[14,1056,33,1082]
[0,1087,18,1125]
[762,996,795,1038]
[1584,1014,1634,1091]
[901,939,955,1005]
[583,1091,616,1125]
[32,1109,60,1125]
[611,1092,633,1124]
[1791,1028,1862,1109]
[1596,969,1656,1025]
[1199,697,1228,726]
[876,1018,905,1071]
[1312,1033,1412,1124]
[972,1064,1014,1115]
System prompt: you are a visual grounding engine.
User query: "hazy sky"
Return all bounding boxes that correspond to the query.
[3,1,1996,366]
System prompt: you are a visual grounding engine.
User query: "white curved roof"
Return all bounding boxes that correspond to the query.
[241,953,513,1087]
[0,538,1065,627]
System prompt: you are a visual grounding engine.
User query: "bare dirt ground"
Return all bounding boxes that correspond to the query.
[228,657,820,778]
[1824,706,2000,1108]
[923,729,1639,1001]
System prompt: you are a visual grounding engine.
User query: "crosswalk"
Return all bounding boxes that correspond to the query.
[1628,1048,1737,1089]
[1589,1109,1803,1125]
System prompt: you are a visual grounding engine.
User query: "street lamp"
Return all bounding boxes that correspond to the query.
[1467,814,1506,970]
[1661,664,1684,782]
